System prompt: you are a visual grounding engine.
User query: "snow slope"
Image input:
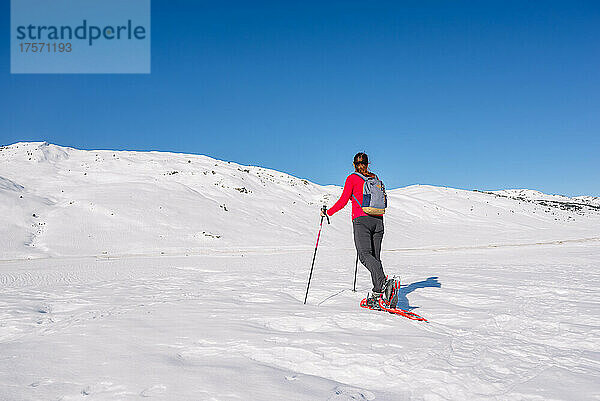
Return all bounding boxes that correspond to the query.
[1,142,598,260]
[491,188,600,206]
[1,142,599,400]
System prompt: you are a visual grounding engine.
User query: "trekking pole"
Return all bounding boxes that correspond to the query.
[353,251,358,292]
[304,205,329,304]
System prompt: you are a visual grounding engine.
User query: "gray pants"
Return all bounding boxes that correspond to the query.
[353,215,386,293]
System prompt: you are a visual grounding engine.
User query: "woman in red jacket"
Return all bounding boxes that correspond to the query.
[322,152,393,305]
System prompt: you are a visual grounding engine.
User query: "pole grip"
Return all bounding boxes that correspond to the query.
[322,205,330,224]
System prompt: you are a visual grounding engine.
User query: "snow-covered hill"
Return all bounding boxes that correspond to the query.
[489,188,600,209]
[1,142,598,260]
[1,142,599,400]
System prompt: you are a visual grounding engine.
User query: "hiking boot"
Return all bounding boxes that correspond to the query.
[366,292,383,310]
[383,278,395,302]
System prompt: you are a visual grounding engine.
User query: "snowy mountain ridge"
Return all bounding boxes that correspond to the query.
[488,188,600,208]
[1,141,598,260]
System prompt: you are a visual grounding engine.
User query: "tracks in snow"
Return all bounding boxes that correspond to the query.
[1,236,598,265]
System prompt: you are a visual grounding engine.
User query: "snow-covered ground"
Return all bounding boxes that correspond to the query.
[1,142,599,400]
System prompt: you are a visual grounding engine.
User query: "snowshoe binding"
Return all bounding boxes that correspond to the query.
[383,276,400,309]
[359,276,428,321]
[365,292,383,310]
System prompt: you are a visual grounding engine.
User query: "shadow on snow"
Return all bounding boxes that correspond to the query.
[396,276,441,310]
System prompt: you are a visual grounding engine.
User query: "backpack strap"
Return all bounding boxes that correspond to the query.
[352,172,380,181]
[352,172,367,181]
[350,173,365,206]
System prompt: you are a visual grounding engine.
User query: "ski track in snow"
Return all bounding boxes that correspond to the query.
[1,244,599,400]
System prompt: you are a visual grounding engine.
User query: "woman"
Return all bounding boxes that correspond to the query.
[322,152,393,306]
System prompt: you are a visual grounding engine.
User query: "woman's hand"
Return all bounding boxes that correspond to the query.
[320,206,330,224]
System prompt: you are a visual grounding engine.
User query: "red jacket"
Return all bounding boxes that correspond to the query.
[326,173,369,220]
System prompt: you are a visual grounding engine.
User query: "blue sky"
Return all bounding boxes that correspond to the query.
[1,1,599,196]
